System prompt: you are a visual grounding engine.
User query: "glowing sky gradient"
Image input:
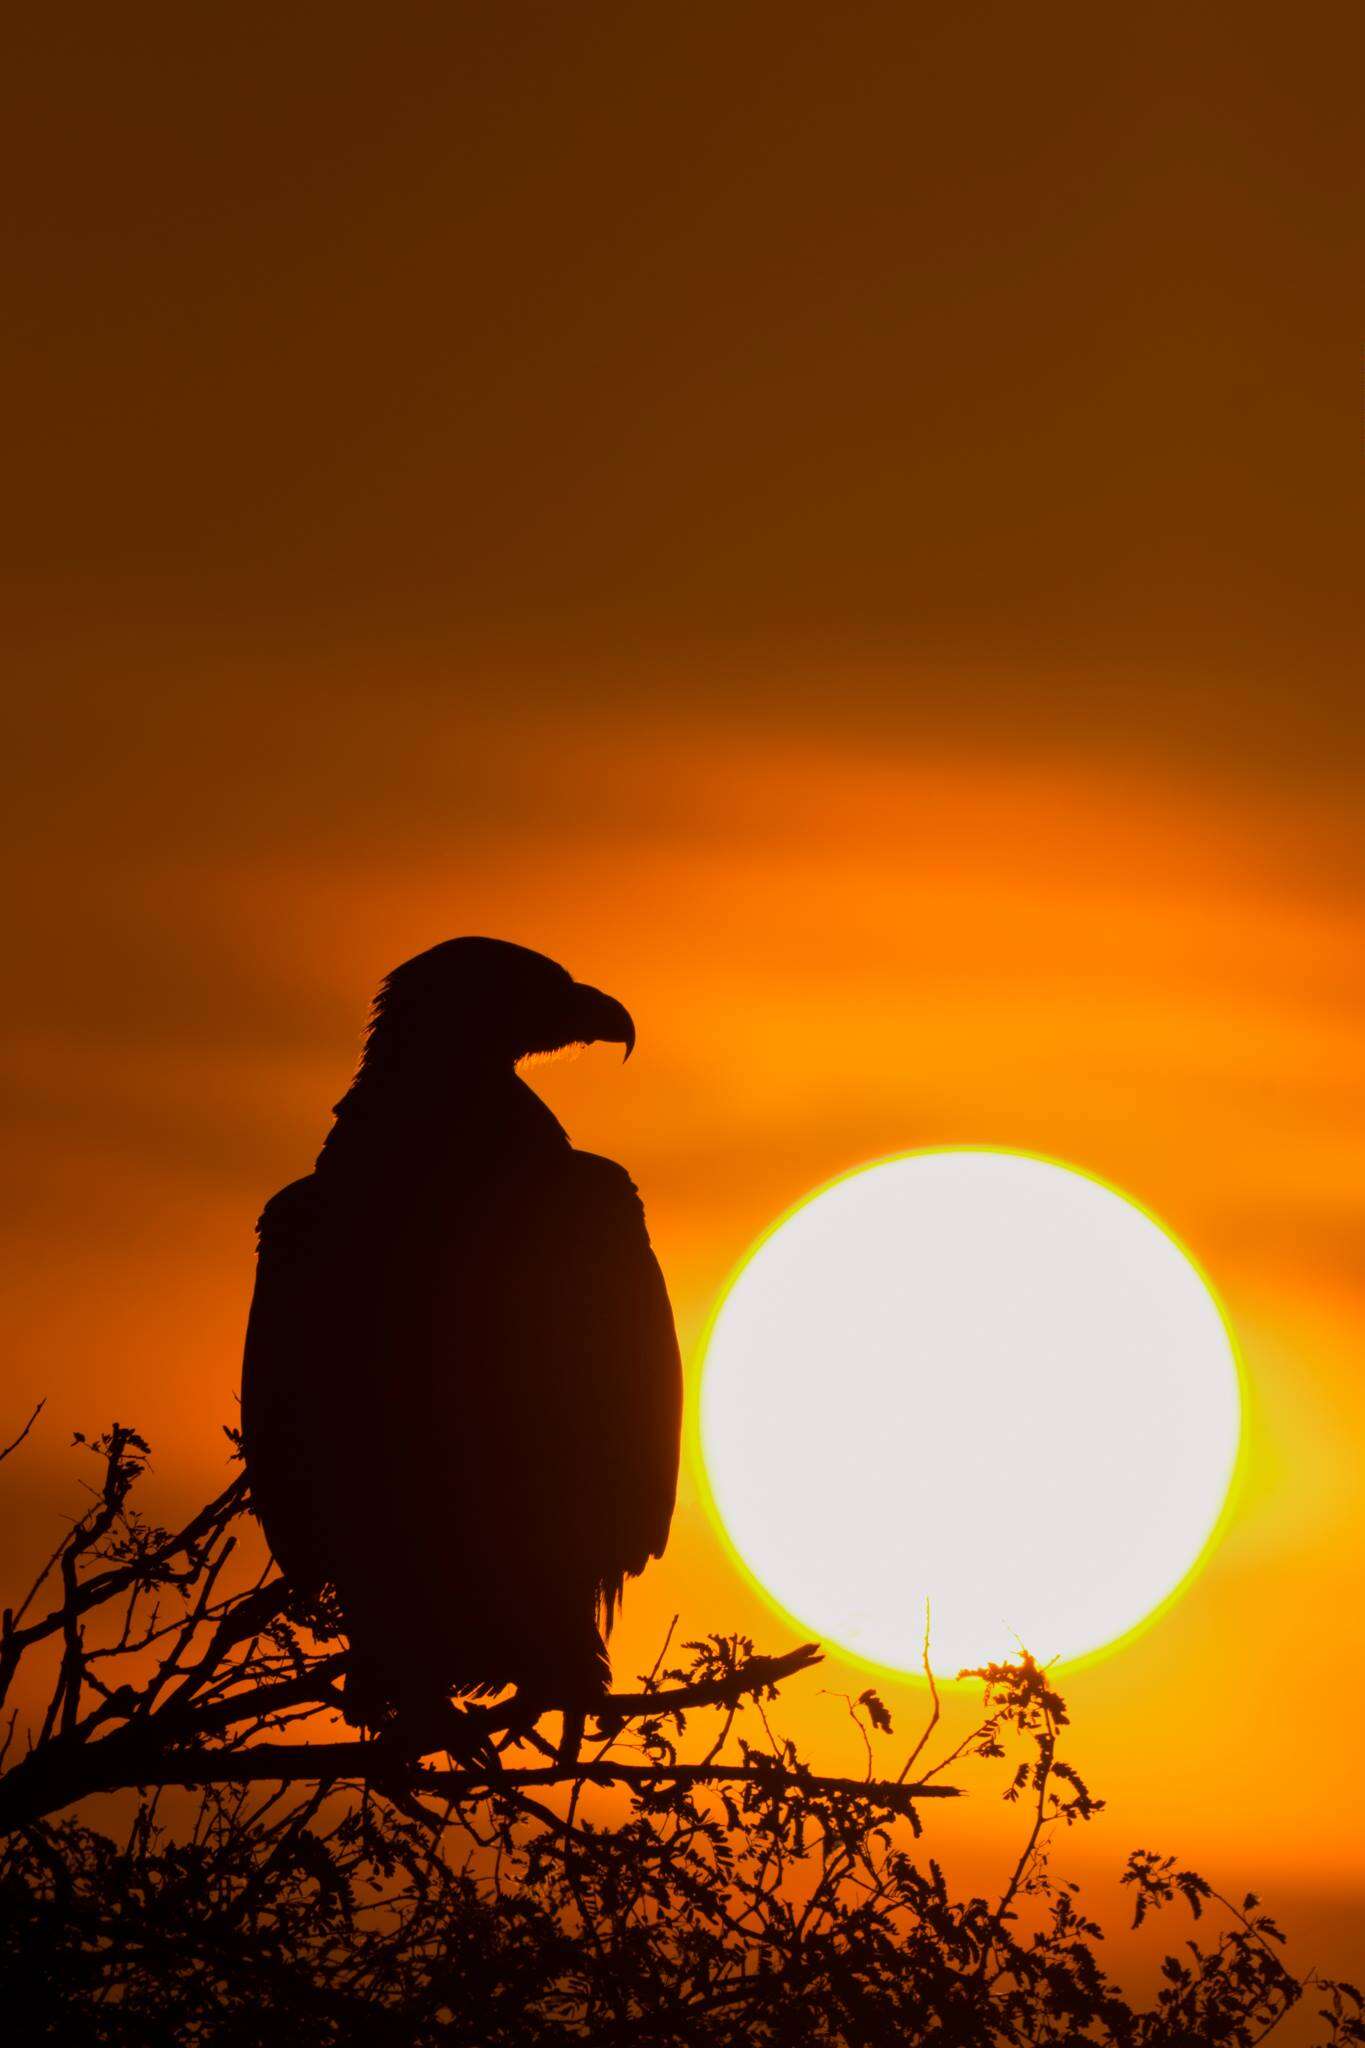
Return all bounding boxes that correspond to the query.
[3,2,1362,1997]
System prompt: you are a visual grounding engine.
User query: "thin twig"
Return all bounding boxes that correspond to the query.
[0,1400,45,1465]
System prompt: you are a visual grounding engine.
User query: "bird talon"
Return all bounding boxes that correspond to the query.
[557,1707,587,1768]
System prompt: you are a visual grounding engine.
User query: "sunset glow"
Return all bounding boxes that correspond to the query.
[699,1151,1243,1676]
[5,0,1363,1993]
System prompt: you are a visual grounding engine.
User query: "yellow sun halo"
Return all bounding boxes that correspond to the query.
[698,1150,1243,1678]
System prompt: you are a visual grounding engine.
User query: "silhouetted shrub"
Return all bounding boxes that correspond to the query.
[1,1418,1360,2044]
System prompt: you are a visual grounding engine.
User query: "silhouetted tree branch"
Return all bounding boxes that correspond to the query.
[1,1416,1361,2045]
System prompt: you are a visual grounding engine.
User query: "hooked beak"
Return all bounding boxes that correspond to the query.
[571,982,636,1061]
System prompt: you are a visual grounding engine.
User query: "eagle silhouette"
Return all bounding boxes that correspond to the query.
[241,938,683,1741]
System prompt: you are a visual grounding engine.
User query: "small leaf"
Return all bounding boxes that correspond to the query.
[858,1688,893,1735]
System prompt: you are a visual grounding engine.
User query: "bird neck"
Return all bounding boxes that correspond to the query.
[317,1064,569,1176]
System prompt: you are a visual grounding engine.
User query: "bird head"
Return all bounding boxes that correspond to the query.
[360,937,636,1077]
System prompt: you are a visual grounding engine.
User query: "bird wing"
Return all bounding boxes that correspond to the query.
[465,1149,682,1622]
[241,1173,383,1599]
[241,1175,336,1593]
[568,1152,683,1587]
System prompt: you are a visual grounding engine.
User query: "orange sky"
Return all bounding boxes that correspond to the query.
[3,0,1362,1995]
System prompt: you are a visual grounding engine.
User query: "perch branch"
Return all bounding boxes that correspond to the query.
[590,1641,824,1729]
[0,1737,960,1823]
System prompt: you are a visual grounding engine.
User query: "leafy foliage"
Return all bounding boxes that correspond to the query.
[0,1416,1360,2044]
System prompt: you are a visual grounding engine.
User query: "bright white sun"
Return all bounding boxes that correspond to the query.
[698,1150,1242,1677]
